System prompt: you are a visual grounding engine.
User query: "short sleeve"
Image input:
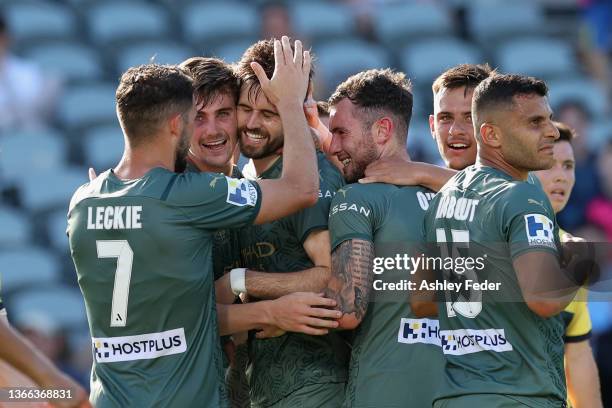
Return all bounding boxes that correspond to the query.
[289,176,337,244]
[329,185,377,250]
[169,173,262,230]
[564,289,593,342]
[501,183,559,259]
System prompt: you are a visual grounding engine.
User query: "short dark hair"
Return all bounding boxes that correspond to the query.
[553,121,575,144]
[317,101,329,118]
[235,38,314,102]
[432,63,494,95]
[179,57,240,107]
[472,74,548,129]
[116,64,193,146]
[328,69,413,141]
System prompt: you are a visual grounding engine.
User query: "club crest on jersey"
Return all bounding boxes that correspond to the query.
[524,213,555,248]
[226,177,258,207]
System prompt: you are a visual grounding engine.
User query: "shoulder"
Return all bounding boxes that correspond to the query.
[169,172,258,207]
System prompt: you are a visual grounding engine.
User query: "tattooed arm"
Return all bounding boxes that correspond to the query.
[324,239,375,329]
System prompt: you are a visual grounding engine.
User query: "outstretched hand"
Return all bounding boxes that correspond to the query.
[250,36,311,107]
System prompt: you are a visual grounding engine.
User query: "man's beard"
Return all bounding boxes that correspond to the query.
[175,128,191,173]
[239,127,284,159]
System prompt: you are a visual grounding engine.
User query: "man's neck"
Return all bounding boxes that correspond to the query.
[188,156,233,176]
[114,141,175,180]
[477,152,528,181]
[252,154,282,177]
[380,143,410,162]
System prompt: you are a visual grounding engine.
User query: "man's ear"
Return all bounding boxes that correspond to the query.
[373,117,394,144]
[480,122,501,148]
[168,113,182,139]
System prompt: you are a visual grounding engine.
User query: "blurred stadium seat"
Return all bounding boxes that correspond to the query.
[373,2,453,46]
[0,129,67,183]
[548,78,608,119]
[23,42,104,83]
[84,124,124,171]
[181,2,259,48]
[45,209,70,253]
[590,120,612,149]
[497,37,578,79]
[116,41,194,73]
[19,166,87,213]
[4,1,77,45]
[0,247,60,294]
[0,206,29,248]
[87,1,170,46]
[291,2,354,43]
[467,1,545,44]
[57,83,117,130]
[317,40,391,95]
[211,40,254,63]
[10,285,87,330]
[400,38,484,87]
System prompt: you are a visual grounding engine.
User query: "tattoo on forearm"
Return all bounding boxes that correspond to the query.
[327,239,374,320]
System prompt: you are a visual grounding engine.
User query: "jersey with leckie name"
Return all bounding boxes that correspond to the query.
[67,168,261,408]
[423,165,565,407]
[240,152,349,407]
[330,182,445,408]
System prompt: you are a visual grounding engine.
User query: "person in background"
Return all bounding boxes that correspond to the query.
[535,121,603,408]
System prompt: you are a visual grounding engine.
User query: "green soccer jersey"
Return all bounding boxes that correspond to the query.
[423,165,565,407]
[329,182,445,408]
[240,152,349,407]
[67,168,262,408]
[185,162,244,280]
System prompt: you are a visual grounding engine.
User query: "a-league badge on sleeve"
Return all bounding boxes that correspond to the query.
[226,177,258,207]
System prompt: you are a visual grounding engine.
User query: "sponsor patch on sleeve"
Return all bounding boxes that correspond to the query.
[524,213,555,248]
[225,177,258,207]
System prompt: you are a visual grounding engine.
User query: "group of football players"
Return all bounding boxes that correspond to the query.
[62,36,602,408]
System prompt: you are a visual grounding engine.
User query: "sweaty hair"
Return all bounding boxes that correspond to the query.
[328,68,413,142]
[432,63,494,95]
[179,57,240,107]
[235,38,314,102]
[553,121,575,144]
[116,64,193,146]
[472,74,548,129]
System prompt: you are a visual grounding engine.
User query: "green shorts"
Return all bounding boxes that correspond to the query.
[258,382,346,408]
[433,394,534,408]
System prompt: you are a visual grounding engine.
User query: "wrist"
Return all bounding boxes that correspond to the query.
[230,268,247,296]
[259,300,276,326]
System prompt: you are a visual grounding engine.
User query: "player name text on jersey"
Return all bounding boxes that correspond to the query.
[434,196,479,222]
[87,206,143,230]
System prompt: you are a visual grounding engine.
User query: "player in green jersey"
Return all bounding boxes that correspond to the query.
[421,74,589,407]
[213,39,349,408]
[321,68,445,407]
[67,37,336,407]
[534,122,602,408]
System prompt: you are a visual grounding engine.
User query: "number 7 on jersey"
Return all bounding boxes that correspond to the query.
[96,240,134,327]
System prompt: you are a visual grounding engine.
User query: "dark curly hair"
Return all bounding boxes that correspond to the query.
[328,68,413,142]
[432,63,494,95]
[179,57,240,107]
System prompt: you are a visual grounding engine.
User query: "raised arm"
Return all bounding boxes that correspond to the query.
[324,239,375,330]
[252,37,319,225]
[360,157,456,192]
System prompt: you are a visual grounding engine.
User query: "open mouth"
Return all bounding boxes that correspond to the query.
[549,188,566,200]
[336,152,352,168]
[447,142,469,151]
[244,131,267,144]
[202,139,228,151]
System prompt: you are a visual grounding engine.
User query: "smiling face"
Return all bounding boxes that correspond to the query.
[237,85,284,159]
[189,92,237,172]
[496,94,559,173]
[430,86,477,170]
[329,98,379,183]
[535,140,575,213]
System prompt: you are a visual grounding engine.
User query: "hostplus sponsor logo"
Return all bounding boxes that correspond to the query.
[439,328,512,355]
[398,318,441,347]
[93,328,187,363]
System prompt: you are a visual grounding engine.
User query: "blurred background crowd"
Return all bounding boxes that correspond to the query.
[0,0,610,402]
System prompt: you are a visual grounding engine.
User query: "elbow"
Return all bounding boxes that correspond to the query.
[527,301,563,318]
[338,315,361,330]
[411,300,438,318]
[299,188,319,208]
